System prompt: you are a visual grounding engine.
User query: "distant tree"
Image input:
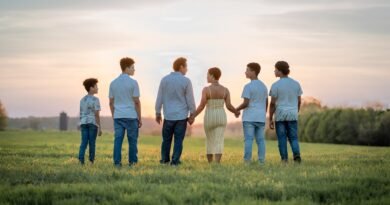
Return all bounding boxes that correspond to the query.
[297,107,389,146]
[29,117,41,131]
[0,100,7,131]
[364,101,384,110]
[303,114,321,142]
[373,111,390,146]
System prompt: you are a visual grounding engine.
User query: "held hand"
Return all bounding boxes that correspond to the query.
[188,116,195,125]
[155,115,162,125]
[138,120,143,128]
[98,129,102,136]
[269,120,275,130]
[234,111,240,118]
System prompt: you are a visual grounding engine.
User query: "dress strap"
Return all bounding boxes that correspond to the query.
[208,87,212,99]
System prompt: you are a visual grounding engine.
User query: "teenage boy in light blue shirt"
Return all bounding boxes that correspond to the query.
[236,62,268,164]
[109,57,142,167]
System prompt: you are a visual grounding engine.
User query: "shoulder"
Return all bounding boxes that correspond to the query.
[256,80,268,91]
[92,96,100,102]
[288,77,301,87]
[161,74,171,82]
[110,78,119,87]
[270,80,279,89]
[182,75,191,82]
[80,96,87,103]
[129,77,138,84]
[243,82,251,90]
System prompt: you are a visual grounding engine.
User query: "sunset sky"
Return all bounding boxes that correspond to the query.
[1,0,389,122]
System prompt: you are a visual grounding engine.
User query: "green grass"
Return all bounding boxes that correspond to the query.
[0,130,389,205]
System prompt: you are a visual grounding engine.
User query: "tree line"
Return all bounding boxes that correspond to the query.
[1,99,389,146]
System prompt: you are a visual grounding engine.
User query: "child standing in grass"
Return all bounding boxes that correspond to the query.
[78,78,102,165]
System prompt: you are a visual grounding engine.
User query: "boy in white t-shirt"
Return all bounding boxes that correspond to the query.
[269,61,303,163]
[236,62,268,164]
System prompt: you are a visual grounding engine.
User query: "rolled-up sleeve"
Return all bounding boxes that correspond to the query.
[185,80,196,114]
[155,79,164,115]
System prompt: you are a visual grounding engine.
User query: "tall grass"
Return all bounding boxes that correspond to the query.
[0,130,389,204]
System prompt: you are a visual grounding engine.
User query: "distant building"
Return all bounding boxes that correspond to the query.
[59,112,68,131]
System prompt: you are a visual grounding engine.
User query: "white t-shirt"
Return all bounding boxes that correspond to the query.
[269,77,303,121]
[109,74,140,119]
[241,79,268,123]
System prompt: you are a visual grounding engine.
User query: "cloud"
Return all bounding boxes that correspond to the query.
[256,6,390,35]
[0,0,176,11]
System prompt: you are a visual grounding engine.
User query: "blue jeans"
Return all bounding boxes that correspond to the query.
[161,119,187,165]
[243,121,266,163]
[78,124,98,164]
[113,118,139,165]
[275,121,301,160]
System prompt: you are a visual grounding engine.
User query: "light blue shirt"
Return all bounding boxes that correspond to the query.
[269,77,303,121]
[79,95,101,126]
[155,72,196,121]
[241,79,268,123]
[109,74,140,119]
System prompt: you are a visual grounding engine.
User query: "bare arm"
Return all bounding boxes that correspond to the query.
[95,110,102,136]
[193,88,208,118]
[224,89,238,114]
[133,97,142,128]
[109,98,114,119]
[236,98,249,112]
[266,98,269,112]
[269,97,276,129]
[298,96,301,112]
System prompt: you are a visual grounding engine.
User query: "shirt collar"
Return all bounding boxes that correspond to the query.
[171,72,183,75]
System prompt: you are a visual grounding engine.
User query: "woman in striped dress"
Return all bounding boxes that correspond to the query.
[191,67,240,163]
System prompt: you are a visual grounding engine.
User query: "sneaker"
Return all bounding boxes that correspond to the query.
[129,162,137,167]
[160,160,170,165]
[170,161,181,166]
[293,156,302,163]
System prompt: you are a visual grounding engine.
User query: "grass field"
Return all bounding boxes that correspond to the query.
[0,130,389,205]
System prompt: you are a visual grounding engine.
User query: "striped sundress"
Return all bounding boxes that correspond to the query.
[203,88,227,154]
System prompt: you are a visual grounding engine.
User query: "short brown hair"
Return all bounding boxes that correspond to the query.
[173,57,187,71]
[247,62,261,76]
[83,78,98,92]
[208,67,221,80]
[120,57,135,71]
[275,61,290,75]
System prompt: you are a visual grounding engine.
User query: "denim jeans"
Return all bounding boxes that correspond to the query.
[243,121,266,163]
[113,118,139,165]
[78,124,98,164]
[275,121,301,160]
[160,119,187,165]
